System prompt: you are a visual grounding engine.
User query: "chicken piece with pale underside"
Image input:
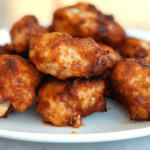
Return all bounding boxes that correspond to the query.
[0,54,41,117]
[51,2,127,48]
[111,58,150,120]
[36,77,106,128]
[29,32,115,80]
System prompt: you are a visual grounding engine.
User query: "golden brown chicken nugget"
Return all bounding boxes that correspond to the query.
[111,58,150,120]
[98,43,122,97]
[29,32,115,80]
[10,15,46,53]
[36,77,106,128]
[98,43,122,64]
[0,54,41,117]
[121,38,150,65]
[0,44,29,59]
[98,42,122,78]
[0,44,13,55]
[51,2,127,48]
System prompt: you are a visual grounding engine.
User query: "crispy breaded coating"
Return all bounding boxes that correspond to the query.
[121,38,150,64]
[36,77,106,128]
[0,54,41,115]
[0,44,13,55]
[111,58,150,120]
[10,15,46,53]
[29,32,115,80]
[98,43,122,97]
[0,44,30,59]
[98,43,122,64]
[51,2,127,48]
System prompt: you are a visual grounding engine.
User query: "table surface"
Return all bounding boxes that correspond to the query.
[0,135,150,150]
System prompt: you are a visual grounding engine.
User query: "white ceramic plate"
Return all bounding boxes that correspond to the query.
[0,28,150,143]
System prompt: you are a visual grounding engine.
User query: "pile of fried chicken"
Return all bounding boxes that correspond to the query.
[0,2,150,128]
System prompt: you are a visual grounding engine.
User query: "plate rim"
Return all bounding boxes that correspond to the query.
[0,126,150,143]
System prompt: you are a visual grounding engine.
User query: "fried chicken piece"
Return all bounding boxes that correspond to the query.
[98,43,122,64]
[0,44,30,59]
[29,32,115,80]
[98,42,122,78]
[0,54,41,116]
[10,15,46,53]
[0,44,13,55]
[36,77,106,128]
[98,43,122,97]
[121,38,150,65]
[0,99,11,117]
[111,58,150,120]
[51,2,127,48]
[45,25,53,33]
